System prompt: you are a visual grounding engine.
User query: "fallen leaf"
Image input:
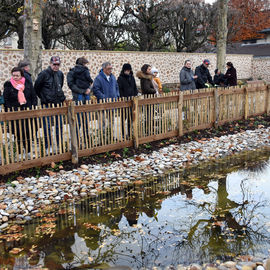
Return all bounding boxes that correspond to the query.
[51,162,56,168]
[9,247,23,255]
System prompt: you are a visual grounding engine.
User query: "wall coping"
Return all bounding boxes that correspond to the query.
[0,48,254,57]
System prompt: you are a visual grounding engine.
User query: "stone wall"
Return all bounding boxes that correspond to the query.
[252,57,270,82]
[0,49,255,99]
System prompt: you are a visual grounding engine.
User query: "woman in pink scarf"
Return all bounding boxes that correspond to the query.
[3,67,37,155]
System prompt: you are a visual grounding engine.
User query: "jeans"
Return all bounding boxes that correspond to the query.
[42,105,63,150]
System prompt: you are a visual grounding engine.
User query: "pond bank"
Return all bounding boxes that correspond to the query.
[0,126,270,228]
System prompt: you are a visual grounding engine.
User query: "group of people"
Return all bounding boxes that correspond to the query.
[1,55,237,154]
[179,59,237,91]
[1,56,164,153]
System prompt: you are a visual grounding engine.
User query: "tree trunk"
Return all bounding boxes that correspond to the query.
[216,0,228,73]
[23,0,43,81]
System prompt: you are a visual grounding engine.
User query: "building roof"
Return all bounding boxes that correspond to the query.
[226,43,270,57]
[259,28,270,34]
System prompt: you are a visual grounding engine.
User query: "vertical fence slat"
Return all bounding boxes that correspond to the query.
[68,102,78,164]
[132,97,139,148]
[178,92,183,137]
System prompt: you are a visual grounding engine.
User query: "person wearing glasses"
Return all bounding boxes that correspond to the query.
[92,62,119,101]
[34,56,66,151]
[195,59,214,89]
[92,62,120,143]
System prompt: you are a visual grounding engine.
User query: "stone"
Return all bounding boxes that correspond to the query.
[190,264,202,270]
[265,259,270,270]
[224,262,237,268]
[0,223,8,230]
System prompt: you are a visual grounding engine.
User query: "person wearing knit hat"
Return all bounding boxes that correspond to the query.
[117,63,138,138]
[151,67,162,94]
[195,59,214,89]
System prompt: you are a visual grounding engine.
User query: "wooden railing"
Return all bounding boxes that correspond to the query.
[0,83,269,175]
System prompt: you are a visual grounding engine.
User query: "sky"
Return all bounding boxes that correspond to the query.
[205,0,216,3]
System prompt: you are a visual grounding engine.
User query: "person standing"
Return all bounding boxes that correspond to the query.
[136,64,156,95]
[18,60,33,86]
[117,63,138,138]
[92,62,120,143]
[3,67,37,155]
[34,56,66,151]
[225,62,237,87]
[136,64,157,135]
[179,60,197,91]
[151,67,163,94]
[67,57,93,103]
[93,62,119,101]
[195,59,214,89]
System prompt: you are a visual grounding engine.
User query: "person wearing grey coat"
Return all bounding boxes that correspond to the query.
[180,60,197,91]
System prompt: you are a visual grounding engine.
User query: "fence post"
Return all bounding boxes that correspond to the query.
[266,84,270,115]
[68,102,78,164]
[214,88,219,128]
[244,87,249,119]
[132,96,139,148]
[178,91,183,137]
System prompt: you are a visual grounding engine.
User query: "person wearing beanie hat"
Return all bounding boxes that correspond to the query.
[117,63,138,138]
[18,59,33,85]
[151,67,162,93]
[195,59,214,89]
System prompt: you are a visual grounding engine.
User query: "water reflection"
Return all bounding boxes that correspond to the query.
[1,150,270,269]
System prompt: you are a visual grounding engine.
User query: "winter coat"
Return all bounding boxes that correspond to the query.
[3,79,37,111]
[92,70,120,101]
[153,77,162,92]
[136,71,156,95]
[34,66,65,105]
[195,64,214,89]
[67,66,93,102]
[214,73,226,86]
[225,67,237,86]
[179,66,196,91]
[70,64,93,90]
[117,70,138,98]
[24,70,33,85]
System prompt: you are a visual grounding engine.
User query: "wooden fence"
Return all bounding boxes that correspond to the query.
[0,83,269,175]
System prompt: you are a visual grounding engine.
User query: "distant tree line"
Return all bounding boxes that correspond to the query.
[0,0,269,52]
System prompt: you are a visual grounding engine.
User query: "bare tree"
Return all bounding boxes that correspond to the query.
[121,0,171,51]
[0,0,24,48]
[165,0,215,52]
[23,0,43,80]
[60,0,125,50]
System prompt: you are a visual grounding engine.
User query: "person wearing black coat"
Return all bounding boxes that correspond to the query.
[117,63,138,138]
[195,59,214,89]
[67,57,93,103]
[3,67,37,155]
[34,57,65,106]
[34,56,66,150]
[225,62,237,87]
[214,69,227,87]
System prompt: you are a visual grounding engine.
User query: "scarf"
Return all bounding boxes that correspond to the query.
[10,77,26,105]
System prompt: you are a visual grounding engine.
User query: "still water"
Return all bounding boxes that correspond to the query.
[1,149,270,269]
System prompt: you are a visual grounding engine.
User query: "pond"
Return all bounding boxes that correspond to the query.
[1,149,270,269]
